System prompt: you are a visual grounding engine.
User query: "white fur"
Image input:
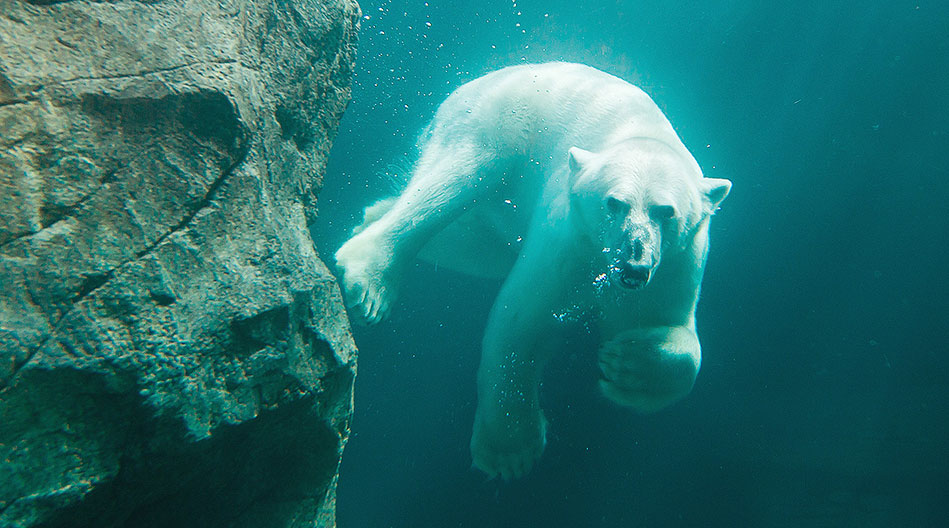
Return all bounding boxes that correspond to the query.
[334,62,731,480]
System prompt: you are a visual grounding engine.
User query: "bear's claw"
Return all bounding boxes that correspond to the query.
[471,437,544,481]
[341,274,391,325]
[335,235,396,325]
[470,410,546,480]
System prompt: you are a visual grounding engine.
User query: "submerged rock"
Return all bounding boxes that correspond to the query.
[0,0,360,526]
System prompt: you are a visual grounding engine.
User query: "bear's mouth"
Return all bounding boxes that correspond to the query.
[617,262,651,289]
[619,274,647,289]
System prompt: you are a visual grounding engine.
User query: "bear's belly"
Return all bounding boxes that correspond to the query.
[418,197,533,279]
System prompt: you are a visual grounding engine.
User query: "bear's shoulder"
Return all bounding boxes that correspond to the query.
[467,62,637,94]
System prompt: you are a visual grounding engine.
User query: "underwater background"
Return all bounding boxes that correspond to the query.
[312,1,949,526]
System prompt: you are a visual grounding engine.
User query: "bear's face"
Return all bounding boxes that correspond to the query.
[568,140,730,290]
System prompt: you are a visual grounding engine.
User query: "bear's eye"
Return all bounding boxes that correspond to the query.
[606,197,630,217]
[650,204,676,220]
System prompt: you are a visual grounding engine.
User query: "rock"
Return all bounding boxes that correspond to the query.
[0,1,360,527]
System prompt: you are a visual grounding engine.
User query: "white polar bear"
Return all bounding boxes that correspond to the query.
[335,62,730,480]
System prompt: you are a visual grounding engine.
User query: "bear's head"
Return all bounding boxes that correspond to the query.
[567,138,730,290]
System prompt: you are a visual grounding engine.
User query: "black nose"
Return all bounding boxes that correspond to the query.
[620,262,651,288]
[632,238,644,262]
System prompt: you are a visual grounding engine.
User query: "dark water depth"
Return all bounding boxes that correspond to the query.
[312,1,949,526]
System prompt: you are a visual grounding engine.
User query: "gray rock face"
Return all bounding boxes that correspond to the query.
[0,0,360,526]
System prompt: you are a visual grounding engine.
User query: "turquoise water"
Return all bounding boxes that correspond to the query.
[314,1,949,526]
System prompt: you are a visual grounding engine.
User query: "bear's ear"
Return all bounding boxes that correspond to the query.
[699,178,732,213]
[567,147,595,174]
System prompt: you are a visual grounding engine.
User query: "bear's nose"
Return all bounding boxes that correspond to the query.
[619,262,651,289]
[632,238,644,262]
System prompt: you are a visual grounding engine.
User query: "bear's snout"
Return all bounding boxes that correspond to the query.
[619,262,651,289]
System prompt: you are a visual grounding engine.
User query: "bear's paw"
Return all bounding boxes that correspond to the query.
[597,325,700,412]
[334,233,397,325]
[470,408,547,480]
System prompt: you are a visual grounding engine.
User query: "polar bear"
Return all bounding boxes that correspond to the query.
[334,62,730,480]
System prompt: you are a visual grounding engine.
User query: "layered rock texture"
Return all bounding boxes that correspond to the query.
[0,0,360,526]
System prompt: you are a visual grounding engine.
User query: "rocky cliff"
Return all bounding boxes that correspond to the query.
[0,0,360,526]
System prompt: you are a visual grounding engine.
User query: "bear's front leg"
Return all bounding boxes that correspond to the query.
[470,343,549,480]
[470,248,573,479]
[597,324,701,412]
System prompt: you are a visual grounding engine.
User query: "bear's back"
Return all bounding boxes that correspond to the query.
[433,62,683,157]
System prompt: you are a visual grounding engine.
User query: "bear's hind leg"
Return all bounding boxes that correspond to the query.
[335,140,503,324]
